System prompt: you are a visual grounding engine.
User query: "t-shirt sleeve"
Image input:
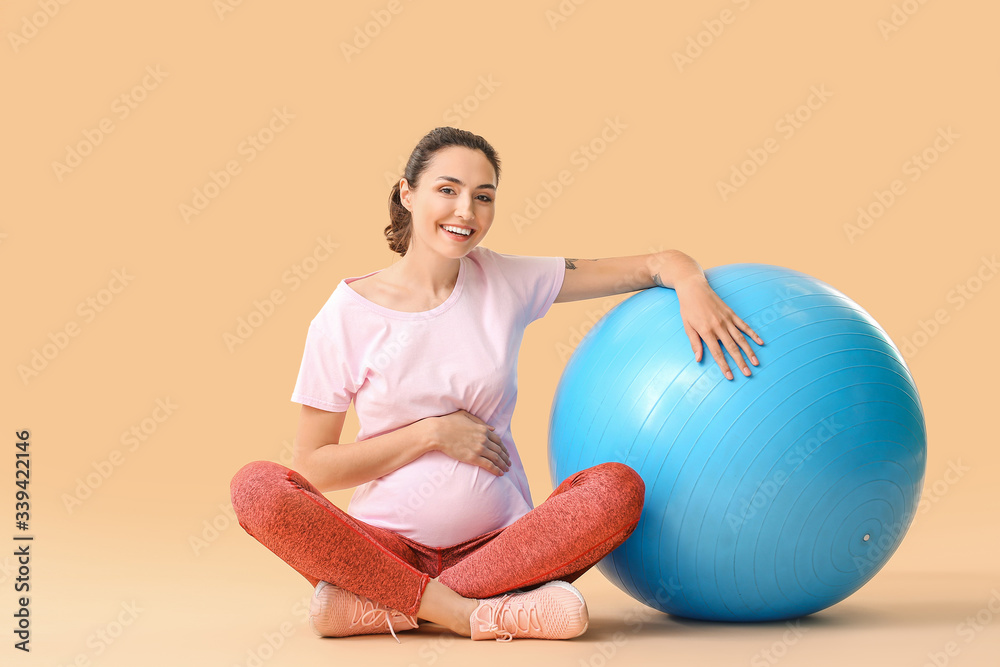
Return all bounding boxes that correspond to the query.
[491,250,566,324]
[289,320,356,412]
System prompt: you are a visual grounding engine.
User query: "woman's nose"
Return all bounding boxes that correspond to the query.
[455,199,473,219]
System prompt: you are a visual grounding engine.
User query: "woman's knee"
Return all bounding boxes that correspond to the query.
[230,460,294,522]
[230,459,288,493]
[590,461,646,524]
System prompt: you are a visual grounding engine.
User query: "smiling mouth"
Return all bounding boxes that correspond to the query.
[441,225,474,239]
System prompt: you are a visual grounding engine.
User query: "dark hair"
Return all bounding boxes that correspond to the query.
[386,127,501,257]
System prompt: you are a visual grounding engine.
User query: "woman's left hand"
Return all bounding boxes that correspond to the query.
[674,275,764,380]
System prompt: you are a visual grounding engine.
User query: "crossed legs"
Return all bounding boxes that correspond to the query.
[230,460,644,635]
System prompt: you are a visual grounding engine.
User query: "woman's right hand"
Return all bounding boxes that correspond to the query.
[426,409,511,476]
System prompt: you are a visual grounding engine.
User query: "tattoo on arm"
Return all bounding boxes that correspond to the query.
[564,257,595,270]
[651,271,666,288]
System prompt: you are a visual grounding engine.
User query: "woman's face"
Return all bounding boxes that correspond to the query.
[400,145,497,259]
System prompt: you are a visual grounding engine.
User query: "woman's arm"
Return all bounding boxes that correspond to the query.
[292,405,436,493]
[553,249,710,302]
[291,405,511,493]
[554,249,764,379]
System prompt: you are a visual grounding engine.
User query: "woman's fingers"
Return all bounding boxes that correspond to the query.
[488,440,510,471]
[454,435,509,476]
[705,338,735,380]
[491,432,510,464]
[685,325,704,363]
[719,331,751,377]
[717,313,764,377]
[692,314,763,380]
[728,324,759,366]
[677,280,765,380]
[738,320,764,348]
[476,449,508,476]
[728,313,763,360]
[445,410,510,473]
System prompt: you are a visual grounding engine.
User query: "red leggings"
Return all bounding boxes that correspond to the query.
[230,460,644,616]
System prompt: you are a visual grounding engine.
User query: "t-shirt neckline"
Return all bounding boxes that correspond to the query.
[340,255,467,320]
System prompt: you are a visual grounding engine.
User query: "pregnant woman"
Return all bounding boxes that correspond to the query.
[230,126,762,643]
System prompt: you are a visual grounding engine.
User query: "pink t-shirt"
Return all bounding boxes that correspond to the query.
[290,245,565,548]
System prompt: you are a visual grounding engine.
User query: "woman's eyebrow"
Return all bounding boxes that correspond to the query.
[434,175,496,191]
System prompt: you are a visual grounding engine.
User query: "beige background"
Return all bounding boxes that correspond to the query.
[3,1,998,665]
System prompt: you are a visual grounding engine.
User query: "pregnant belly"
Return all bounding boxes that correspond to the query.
[348,451,532,548]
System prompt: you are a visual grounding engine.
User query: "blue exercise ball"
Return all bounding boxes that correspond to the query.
[548,263,926,621]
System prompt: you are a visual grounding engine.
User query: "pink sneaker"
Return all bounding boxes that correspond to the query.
[470,580,589,642]
[309,581,419,643]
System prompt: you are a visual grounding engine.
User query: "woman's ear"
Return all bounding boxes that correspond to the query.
[399,178,412,212]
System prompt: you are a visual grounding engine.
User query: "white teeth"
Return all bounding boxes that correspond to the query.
[442,225,472,236]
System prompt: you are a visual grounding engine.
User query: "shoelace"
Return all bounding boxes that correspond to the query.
[485,593,543,642]
[349,595,417,644]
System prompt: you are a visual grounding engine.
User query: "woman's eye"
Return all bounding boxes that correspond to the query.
[440,187,492,203]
